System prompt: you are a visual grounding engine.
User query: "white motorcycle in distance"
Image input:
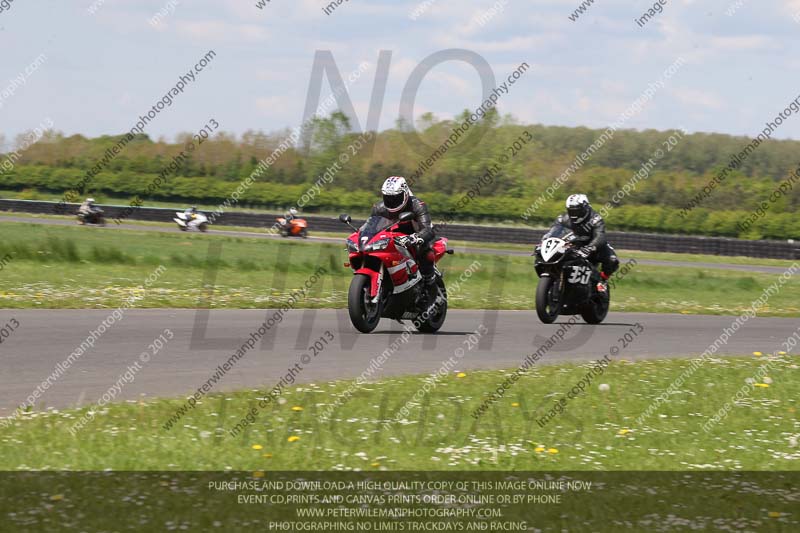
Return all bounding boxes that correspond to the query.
[174,210,209,232]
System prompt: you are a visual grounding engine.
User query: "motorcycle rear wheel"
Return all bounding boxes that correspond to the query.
[416,277,447,333]
[580,288,610,324]
[348,274,383,333]
[535,276,562,324]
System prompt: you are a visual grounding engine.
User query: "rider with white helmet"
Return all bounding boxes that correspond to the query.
[374,176,437,298]
[78,197,96,215]
[558,194,619,292]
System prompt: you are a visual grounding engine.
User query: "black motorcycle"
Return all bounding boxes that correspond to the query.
[533,222,609,324]
[77,209,105,226]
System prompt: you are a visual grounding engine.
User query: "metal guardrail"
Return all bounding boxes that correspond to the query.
[1,198,798,259]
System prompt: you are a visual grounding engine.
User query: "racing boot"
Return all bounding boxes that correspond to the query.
[596,271,609,294]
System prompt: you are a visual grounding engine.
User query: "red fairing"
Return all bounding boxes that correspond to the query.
[344,225,448,298]
[432,238,449,261]
[354,267,381,297]
[389,259,416,287]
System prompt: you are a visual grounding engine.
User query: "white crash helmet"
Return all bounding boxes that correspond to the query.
[86,197,95,204]
[566,194,591,223]
[289,207,298,217]
[381,176,411,213]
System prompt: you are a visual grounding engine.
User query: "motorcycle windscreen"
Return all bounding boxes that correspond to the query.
[359,215,394,242]
[543,223,574,241]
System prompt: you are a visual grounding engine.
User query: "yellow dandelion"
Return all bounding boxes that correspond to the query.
[779,351,787,355]
[753,351,763,356]
[534,447,545,453]
[287,436,300,442]
[253,471,265,478]
[511,402,520,407]
[547,448,559,454]
[618,429,630,435]
[262,453,273,458]
[754,383,770,388]
[768,511,782,518]
[456,372,467,378]
[291,406,304,412]
[251,444,263,450]
[49,494,64,501]
[371,462,380,467]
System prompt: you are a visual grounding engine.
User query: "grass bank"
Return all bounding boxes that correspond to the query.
[2,355,798,470]
[0,221,797,316]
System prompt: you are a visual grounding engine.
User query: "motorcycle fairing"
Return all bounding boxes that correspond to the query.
[541,237,565,262]
[354,263,384,300]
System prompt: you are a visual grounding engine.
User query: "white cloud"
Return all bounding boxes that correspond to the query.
[176,20,268,43]
[670,87,726,110]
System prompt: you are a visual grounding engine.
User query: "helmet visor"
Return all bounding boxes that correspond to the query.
[383,192,407,211]
[567,205,587,222]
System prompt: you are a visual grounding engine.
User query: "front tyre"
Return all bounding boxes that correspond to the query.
[416,277,447,333]
[199,223,208,232]
[348,274,382,333]
[300,228,308,238]
[535,275,562,324]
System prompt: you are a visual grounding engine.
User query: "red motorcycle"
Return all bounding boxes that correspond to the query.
[339,212,453,333]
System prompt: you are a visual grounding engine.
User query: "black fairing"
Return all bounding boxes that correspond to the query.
[535,250,601,312]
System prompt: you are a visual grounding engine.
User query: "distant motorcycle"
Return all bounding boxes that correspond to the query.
[77,209,105,226]
[174,211,209,232]
[339,212,453,333]
[276,217,308,238]
[533,221,609,324]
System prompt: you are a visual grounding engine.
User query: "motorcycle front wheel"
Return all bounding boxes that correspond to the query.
[348,274,383,333]
[535,275,562,324]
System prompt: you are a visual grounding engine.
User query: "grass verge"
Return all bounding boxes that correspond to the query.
[2,355,798,470]
[0,221,797,315]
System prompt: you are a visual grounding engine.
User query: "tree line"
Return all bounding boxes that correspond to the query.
[1,110,797,239]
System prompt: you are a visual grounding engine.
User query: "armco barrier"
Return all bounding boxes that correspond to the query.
[1,199,798,259]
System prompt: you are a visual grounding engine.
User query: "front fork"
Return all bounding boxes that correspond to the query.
[371,263,385,304]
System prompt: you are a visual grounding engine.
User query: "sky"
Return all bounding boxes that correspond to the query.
[2,0,800,149]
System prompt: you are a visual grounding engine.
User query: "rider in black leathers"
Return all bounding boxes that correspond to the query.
[372,176,437,299]
[557,194,619,291]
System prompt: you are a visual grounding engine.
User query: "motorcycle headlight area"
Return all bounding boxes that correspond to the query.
[346,239,359,252]
[363,238,390,252]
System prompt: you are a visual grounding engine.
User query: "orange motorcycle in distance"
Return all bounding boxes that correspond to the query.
[276,217,308,238]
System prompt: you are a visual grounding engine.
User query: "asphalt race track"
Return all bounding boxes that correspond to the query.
[1,309,796,415]
[0,214,790,274]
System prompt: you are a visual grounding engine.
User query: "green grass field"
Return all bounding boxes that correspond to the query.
[2,354,798,471]
[0,221,798,315]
